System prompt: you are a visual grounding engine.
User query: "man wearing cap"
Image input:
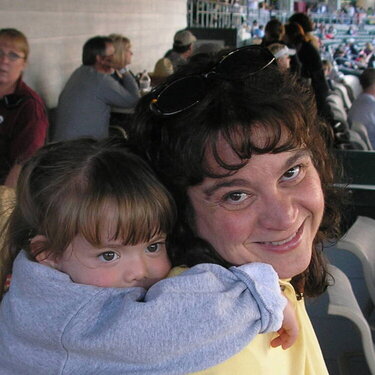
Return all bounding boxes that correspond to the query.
[151,30,197,84]
[267,43,296,72]
[164,29,197,73]
[164,30,197,72]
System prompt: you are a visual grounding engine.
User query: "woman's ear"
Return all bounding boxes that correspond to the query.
[30,235,58,269]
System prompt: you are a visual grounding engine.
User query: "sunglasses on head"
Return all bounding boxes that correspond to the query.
[150,45,276,116]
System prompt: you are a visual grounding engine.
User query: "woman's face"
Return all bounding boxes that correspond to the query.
[0,38,26,88]
[123,43,133,66]
[187,135,324,279]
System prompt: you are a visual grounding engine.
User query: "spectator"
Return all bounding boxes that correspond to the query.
[164,29,197,73]
[53,36,140,141]
[150,58,174,86]
[0,28,48,188]
[253,24,265,39]
[108,34,138,89]
[261,18,284,46]
[284,22,332,123]
[267,43,296,72]
[346,25,357,35]
[348,68,375,148]
[289,12,320,50]
[325,25,337,39]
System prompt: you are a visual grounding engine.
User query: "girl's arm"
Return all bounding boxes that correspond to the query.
[66,262,289,374]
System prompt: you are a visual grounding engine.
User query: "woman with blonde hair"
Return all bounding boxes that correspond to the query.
[109,33,137,86]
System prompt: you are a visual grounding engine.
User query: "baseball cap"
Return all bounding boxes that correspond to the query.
[173,30,197,47]
[273,46,296,59]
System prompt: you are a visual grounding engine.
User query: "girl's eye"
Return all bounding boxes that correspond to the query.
[146,242,164,254]
[98,251,119,262]
[281,165,301,181]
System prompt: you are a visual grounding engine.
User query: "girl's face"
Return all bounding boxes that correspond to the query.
[53,233,171,289]
[187,135,324,279]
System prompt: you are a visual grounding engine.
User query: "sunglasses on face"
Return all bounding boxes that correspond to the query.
[150,45,276,116]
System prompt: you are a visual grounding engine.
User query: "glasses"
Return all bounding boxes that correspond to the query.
[0,49,25,62]
[0,94,26,109]
[150,45,276,116]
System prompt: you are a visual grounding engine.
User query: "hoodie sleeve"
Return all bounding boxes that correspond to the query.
[64,262,286,374]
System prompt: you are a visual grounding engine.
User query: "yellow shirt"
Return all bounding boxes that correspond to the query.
[191,279,328,375]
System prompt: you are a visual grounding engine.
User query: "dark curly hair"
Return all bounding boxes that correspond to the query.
[129,52,343,298]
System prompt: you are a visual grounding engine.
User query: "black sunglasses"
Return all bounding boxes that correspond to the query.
[0,94,26,109]
[150,45,276,116]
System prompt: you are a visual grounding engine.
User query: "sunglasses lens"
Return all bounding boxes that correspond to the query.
[152,76,206,115]
[215,46,276,80]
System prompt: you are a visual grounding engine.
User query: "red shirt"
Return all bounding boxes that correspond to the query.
[0,78,49,183]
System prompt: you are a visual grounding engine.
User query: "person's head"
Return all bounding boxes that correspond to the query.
[0,28,29,89]
[321,59,333,77]
[0,139,176,298]
[267,43,295,71]
[283,22,306,46]
[109,33,133,70]
[289,12,314,33]
[130,46,342,297]
[264,19,285,42]
[359,68,375,92]
[172,30,197,58]
[82,36,114,73]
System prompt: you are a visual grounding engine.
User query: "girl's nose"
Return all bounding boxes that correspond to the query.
[123,256,147,283]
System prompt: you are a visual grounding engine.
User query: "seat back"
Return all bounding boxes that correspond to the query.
[342,74,362,99]
[337,216,375,306]
[327,92,348,124]
[351,121,373,150]
[348,129,370,150]
[327,264,375,375]
[332,82,353,110]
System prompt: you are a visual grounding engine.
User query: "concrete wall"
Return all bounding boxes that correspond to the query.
[0,0,187,108]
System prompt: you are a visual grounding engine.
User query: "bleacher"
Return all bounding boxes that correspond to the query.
[321,26,375,51]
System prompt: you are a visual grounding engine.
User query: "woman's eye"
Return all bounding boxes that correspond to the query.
[281,165,301,181]
[98,251,119,262]
[225,192,248,203]
[146,242,164,254]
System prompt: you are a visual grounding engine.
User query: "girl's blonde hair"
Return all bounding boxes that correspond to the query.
[0,139,176,300]
[109,33,131,69]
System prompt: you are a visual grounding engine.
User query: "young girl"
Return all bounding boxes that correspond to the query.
[0,138,296,374]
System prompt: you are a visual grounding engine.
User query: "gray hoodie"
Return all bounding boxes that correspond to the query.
[0,251,285,374]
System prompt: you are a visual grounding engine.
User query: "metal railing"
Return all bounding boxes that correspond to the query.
[187,0,373,30]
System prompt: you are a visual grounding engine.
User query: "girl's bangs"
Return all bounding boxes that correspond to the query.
[78,189,175,247]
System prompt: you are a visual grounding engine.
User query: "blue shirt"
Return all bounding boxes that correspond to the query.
[349,93,375,148]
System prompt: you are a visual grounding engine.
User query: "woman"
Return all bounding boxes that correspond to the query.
[0,28,48,188]
[130,46,343,374]
[108,33,137,86]
[283,22,333,124]
[288,12,320,50]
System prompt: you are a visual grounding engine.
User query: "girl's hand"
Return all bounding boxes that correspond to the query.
[270,299,299,350]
